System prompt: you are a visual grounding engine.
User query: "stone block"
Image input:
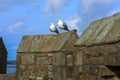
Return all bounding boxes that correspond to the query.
[19,65,48,79]
[66,66,74,78]
[99,56,104,65]
[21,54,34,64]
[81,65,98,75]
[53,52,65,66]
[67,78,74,80]
[115,56,120,65]
[89,65,98,75]
[16,53,21,64]
[0,74,16,80]
[85,57,99,65]
[48,65,53,71]
[91,46,106,56]
[28,75,36,80]
[73,66,82,79]
[104,43,120,54]
[102,56,117,66]
[34,65,48,77]
[19,64,25,69]
[36,77,43,80]
[90,57,99,65]
[98,66,115,76]
[48,71,53,78]
[74,52,83,65]
[83,47,91,55]
[81,65,89,74]
[48,56,52,65]
[53,66,66,80]
[79,75,96,80]
[37,56,48,65]
[36,53,48,57]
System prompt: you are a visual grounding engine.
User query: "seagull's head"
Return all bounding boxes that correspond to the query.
[50,23,56,31]
[58,19,62,23]
[50,23,54,28]
[50,23,54,25]
[57,19,63,26]
[50,23,59,33]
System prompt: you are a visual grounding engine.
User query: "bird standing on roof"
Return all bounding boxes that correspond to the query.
[50,23,59,34]
[57,19,69,31]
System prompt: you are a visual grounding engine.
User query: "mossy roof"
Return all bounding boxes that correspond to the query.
[18,30,78,53]
[75,12,120,47]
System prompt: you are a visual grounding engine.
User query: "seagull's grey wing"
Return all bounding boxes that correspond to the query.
[55,26,59,33]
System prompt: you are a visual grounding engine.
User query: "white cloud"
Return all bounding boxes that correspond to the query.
[11,46,18,50]
[81,0,116,13]
[107,8,120,16]
[44,0,68,16]
[77,0,119,32]
[81,0,95,13]
[8,21,24,34]
[0,0,38,12]
[27,26,40,34]
[98,0,116,5]
[66,14,81,30]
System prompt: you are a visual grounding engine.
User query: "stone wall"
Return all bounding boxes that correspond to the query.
[0,74,16,80]
[16,51,78,80]
[52,51,81,80]
[15,41,120,80]
[16,53,48,80]
[76,42,120,80]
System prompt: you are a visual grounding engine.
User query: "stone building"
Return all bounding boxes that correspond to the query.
[75,13,120,80]
[0,37,7,74]
[16,30,78,80]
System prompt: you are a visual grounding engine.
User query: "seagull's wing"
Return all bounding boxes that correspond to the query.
[55,26,59,33]
[50,25,59,34]
[49,28,53,32]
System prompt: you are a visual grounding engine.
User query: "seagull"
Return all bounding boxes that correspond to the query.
[50,23,59,34]
[57,19,69,31]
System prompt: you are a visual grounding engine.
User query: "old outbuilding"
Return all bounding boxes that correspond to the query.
[75,12,120,80]
[0,37,7,74]
[16,30,78,80]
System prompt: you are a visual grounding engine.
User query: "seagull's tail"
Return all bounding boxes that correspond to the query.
[65,27,69,31]
[66,28,69,31]
[63,23,69,31]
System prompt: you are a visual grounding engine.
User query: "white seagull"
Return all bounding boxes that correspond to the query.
[57,19,69,31]
[50,23,59,34]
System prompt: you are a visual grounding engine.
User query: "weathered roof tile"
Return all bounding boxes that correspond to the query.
[0,37,7,54]
[75,12,120,46]
[18,30,78,53]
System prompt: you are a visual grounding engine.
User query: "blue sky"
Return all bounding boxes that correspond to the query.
[0,0,120,60]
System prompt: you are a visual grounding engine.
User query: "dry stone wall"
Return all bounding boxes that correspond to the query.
[0,74,16,80]
[16,53,49,80]
[76,42,120,80]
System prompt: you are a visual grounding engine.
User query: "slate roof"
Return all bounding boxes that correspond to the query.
[18,30,78,53]
[0,37,7,54]
[75,12,120,47]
